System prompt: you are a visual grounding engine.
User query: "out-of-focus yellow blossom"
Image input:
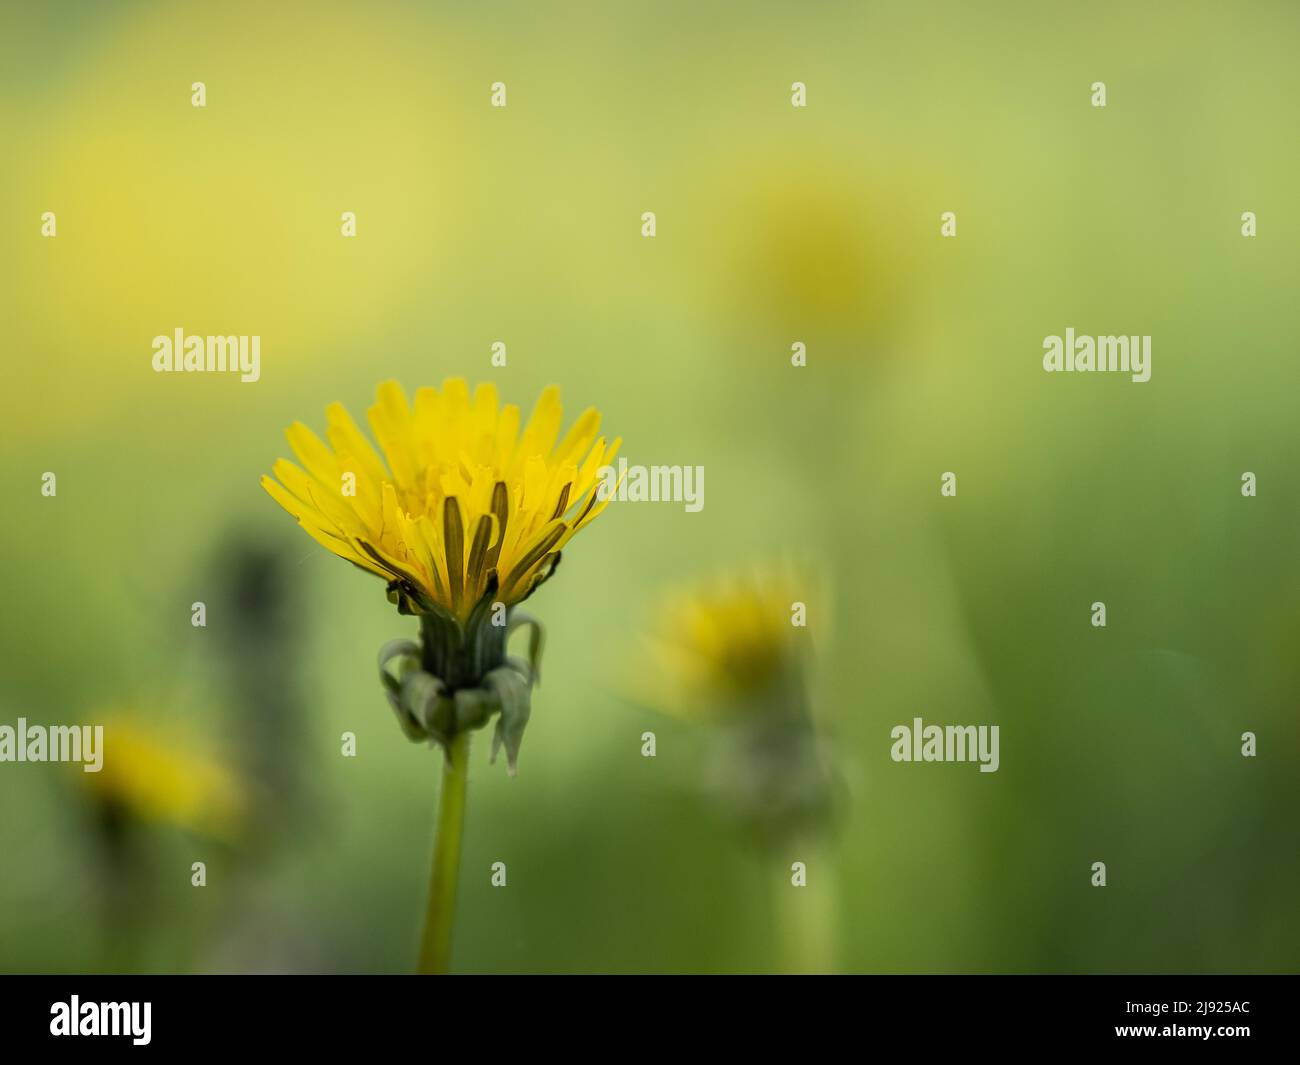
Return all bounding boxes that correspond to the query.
[79,717,247,843]
[700,152,920,344]
[643,569,835,854]
[646,571,813,714]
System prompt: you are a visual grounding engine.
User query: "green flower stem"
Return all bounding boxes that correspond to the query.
[773,842,839,974]
[417,730,471,974]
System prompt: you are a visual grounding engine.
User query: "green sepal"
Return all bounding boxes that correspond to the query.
[378,639,425,740]
[373,602,546,772]
[452,687,495,732]
[400,669,449,745]
[484,665,532,777]
[506,611,544,686]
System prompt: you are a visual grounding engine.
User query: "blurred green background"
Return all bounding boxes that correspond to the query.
[2,0,1297,973]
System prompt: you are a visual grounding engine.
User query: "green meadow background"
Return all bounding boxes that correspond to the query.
[2,0,1297,973]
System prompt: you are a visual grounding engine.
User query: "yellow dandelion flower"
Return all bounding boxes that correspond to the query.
[79,717,246,843]
[260,378,620,622]
[261,378,626,973]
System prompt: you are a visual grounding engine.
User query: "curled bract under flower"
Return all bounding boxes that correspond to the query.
[261,378,621,621]
[377,607,543,775]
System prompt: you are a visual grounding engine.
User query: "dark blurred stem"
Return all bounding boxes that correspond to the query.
[417,731,470,974]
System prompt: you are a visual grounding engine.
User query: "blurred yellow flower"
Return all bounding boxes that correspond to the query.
[262,379,621,620]
[643,570,837,860]
[697,149,920,346]
[79,718,246,843]
[647,571,811,713]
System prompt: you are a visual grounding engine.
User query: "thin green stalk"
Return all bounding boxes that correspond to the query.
[417,730,470,974]
[772,841,839,974]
